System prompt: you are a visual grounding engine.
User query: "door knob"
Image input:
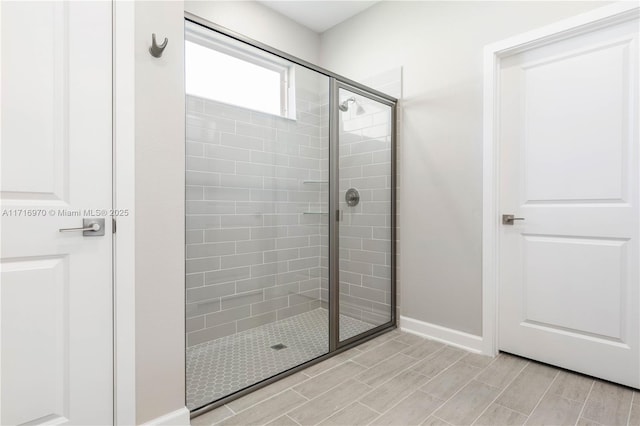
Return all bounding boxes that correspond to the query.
[502,214,525,225]
[59,218,105,236]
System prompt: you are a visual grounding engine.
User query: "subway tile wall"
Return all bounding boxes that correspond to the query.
[185,74,397,346]
[185,84,330,347]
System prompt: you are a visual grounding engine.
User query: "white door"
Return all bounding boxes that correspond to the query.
[498,14,639,388]
[1,1,113,425]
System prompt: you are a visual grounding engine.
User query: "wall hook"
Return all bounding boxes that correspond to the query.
[149,33,168,58]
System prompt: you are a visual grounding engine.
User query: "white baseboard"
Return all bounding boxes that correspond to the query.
[400,315,484,354]
[142,407,191,426]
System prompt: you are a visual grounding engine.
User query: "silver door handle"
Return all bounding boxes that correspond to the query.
[502,214,525,225]
[59,218,105,236]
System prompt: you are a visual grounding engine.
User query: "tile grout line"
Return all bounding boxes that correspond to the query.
[626,390,635,426]
[285,414,302,426]
[291,388,310,401]
[359,401,382,415]
[432,414,455,425]
[521,369,560,425]
[469,359,531,425]
[574,380,596,426]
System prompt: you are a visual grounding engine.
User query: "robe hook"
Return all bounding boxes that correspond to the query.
[149,33,168,58]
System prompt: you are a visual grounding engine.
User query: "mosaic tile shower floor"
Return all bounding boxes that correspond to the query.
[186,308,373,410]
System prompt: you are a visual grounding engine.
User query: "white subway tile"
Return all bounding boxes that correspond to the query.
[220,252,263,269]
[187,242,236,259]
[236,122,277,141]
[221,132,264,151]
[205,266,251,285]
[205,305,251,328]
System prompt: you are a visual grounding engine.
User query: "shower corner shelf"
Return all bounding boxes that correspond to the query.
[302,180,328,184]
[302,212,328,215]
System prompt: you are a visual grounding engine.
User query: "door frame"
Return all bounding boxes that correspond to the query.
[481,2,640,357]
[113,1,137,425]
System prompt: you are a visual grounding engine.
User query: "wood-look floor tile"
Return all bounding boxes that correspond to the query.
[547,371,594,403]
[227,372,309,413]
[355,352,418,388]
[433,380,501,425]
[460,353,494,369]
[301,349,359,377]
[474,403,527,426]
[412,346,466,378]
[288,378,372,426]
[421,416,453,426]
[576,417,603,426]
[360,369,431,413]
[525,393,582,426]
[495,362,558,415]
[420,360,482,400]
[356,330,402,352]
[582,380,634,425]
[370,390,444,426]
[475,353,528,390]
[293,361,367,399]
[395,332,427,346]
[352,339,410,367]
[317,402,379,426]
[266,415,300,426]
[403,339,446,360]
[219,390,307,426]
[190,405,234,426]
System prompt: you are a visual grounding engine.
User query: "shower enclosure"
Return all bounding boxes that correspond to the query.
[184,14,396,415]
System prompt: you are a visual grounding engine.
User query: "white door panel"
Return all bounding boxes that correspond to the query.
[499,16,639,388]
[1,2,113,425]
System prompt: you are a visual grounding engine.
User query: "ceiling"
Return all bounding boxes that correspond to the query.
[258,1,379,33]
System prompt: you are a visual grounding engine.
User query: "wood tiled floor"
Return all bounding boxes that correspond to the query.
[191,330,639,426]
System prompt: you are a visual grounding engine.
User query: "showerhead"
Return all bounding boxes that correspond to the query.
[338,97,355,112]
[338,97,365,115]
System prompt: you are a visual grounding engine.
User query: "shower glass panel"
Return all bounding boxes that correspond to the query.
[336,86,394,343]
[185,20,330,411]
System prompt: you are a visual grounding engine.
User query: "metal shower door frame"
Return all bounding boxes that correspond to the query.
[185,12,398,418]
[329,79,397,351]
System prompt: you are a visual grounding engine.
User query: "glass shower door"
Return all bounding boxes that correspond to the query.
[334,84,395,344]
[185,19,332,412]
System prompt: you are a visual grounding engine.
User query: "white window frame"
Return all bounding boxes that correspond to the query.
[185,25,296,119]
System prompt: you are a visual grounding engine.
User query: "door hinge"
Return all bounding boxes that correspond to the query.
[112,218,116,234]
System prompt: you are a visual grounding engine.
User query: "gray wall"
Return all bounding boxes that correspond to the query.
[185,73,330,347]
[320,1,609,336]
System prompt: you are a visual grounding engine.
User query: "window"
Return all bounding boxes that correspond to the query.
[185,26,295,119]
